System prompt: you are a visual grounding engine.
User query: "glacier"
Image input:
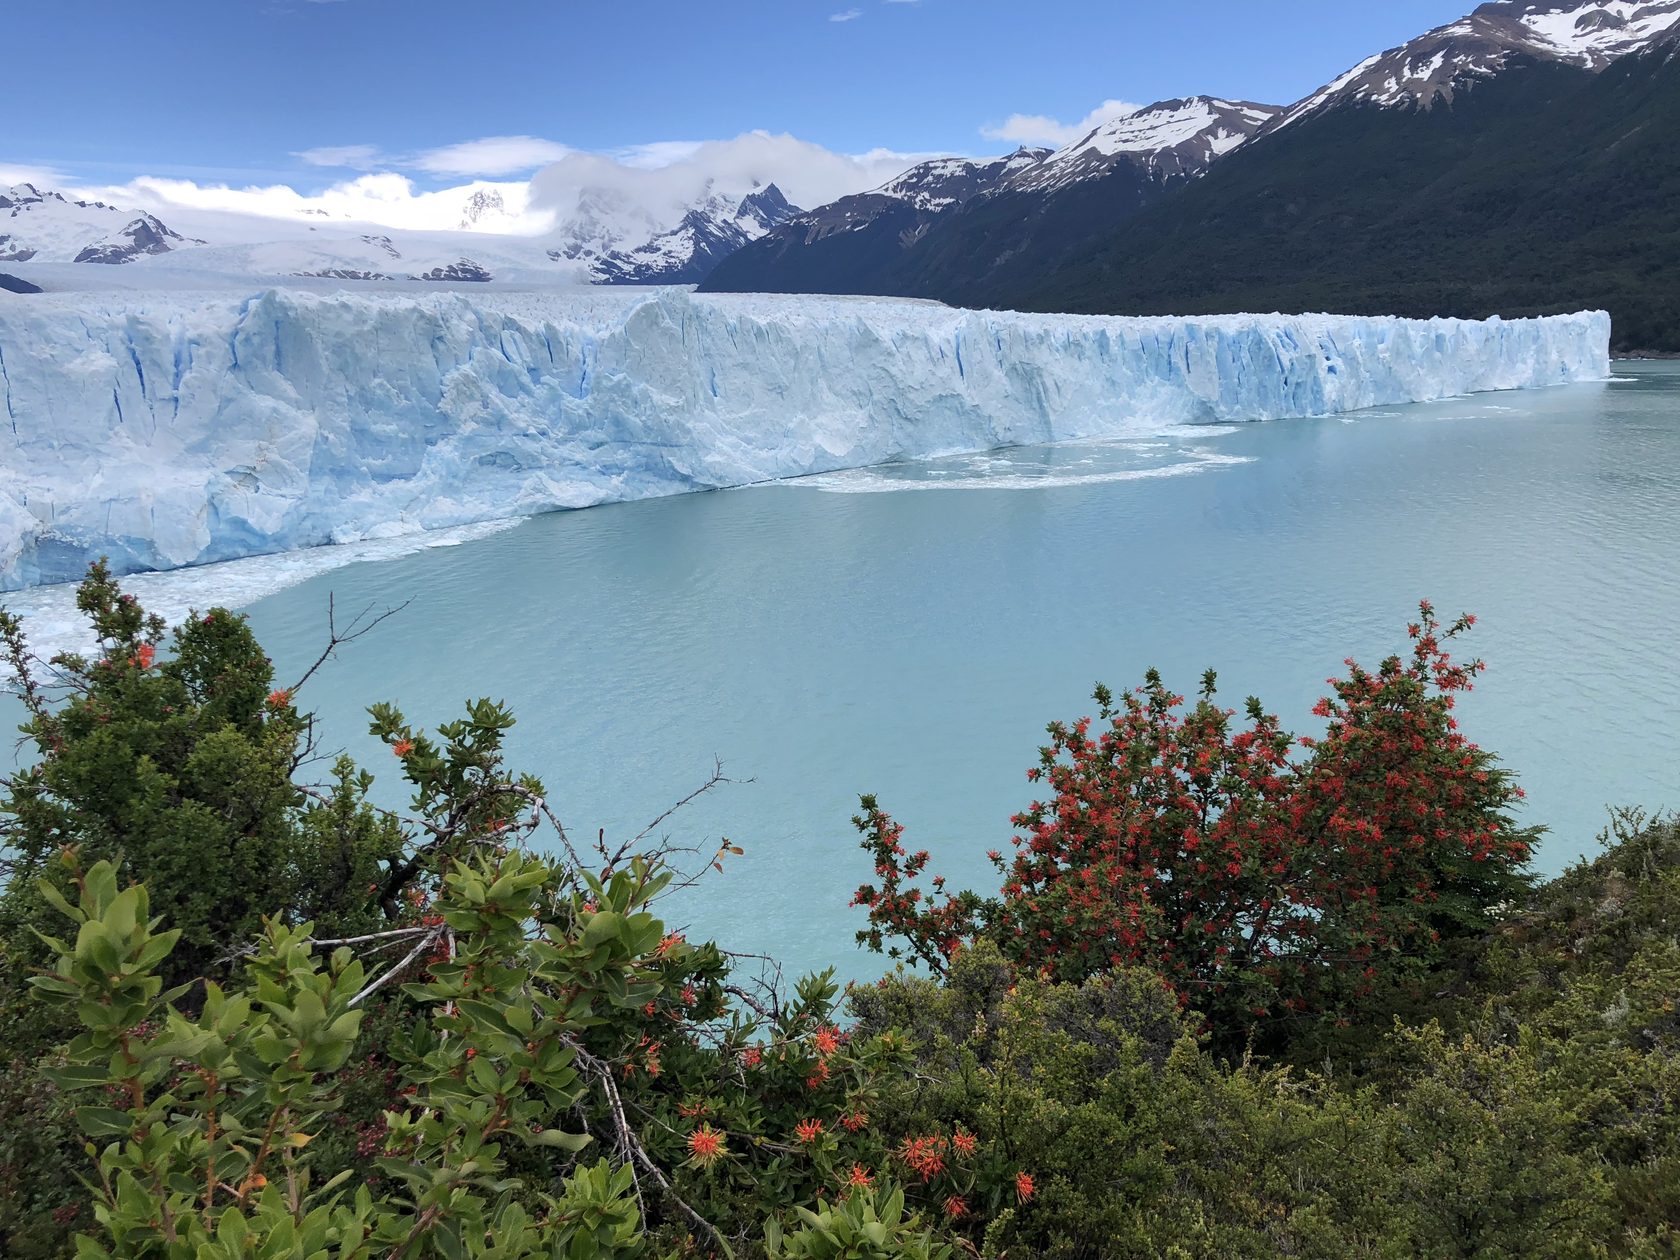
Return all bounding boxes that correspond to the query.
[0,287,1610,591]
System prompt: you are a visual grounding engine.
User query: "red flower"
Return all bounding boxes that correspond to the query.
[840,1108,869,1133]
[846,1163,874,1189]
[898,1136,945,1182]
[133,643,156,670]
[794,1118,824,1145]
[687,1124,726,1167]
[1015,1171,1036,1202]
[950,1130,977,1156]
[267,688,291,708]
[813,1025,842,1057]
[740,1046,762,1069]
[392,738,414,757]
[943,1195,969,1219]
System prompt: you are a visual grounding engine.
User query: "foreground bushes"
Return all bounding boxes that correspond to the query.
[0,570,1675,1257]
[853,603,1536,1057]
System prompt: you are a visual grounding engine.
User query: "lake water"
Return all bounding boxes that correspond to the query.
[9,365,1680,982]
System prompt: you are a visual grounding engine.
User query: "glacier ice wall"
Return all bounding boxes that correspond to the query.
[0,288,1610,590]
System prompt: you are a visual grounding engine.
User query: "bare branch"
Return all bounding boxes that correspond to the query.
[310,926,434,948]
[633,758,745,845]
[565,1038,733,1255]
[347,924,443,1007]
[289,593,410,696]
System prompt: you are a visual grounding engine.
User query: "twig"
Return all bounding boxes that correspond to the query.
[347,924,443,1007]
[633,758,743,845]
[289,593,410,696]
[567,1038,732,1255]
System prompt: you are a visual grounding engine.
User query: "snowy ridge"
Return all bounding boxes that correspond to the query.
[587,185,801,284]
[872,149,1050,211]
[0,289,1610,590]
[1007,98,1282,194]
[1275,0,1680,127]
[758,152,1047,252]
[1,183,205,265]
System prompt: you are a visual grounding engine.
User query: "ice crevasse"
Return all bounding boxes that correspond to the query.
[0,287,1611,590]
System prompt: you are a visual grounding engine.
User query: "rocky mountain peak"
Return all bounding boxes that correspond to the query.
[1276,0,1680,128]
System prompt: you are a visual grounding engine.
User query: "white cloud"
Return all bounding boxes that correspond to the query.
[980,98,1144,148]
[293,144,383,168]
[0,162,69,189]
[409,135,574,177]
[65,171,545,235]
[27,131,952,239]
[527,130,938,228]
[611,140,706,170]
[830,8,863,20]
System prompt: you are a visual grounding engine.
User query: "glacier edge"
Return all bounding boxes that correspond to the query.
[0,288,1611,591]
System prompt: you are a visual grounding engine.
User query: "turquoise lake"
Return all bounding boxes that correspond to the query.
[11,365,1680,983]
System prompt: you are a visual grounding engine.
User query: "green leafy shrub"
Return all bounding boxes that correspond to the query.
[763,1186,950,1259]
[2,568,1675,1258]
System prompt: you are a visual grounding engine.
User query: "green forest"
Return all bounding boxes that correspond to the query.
[1,565,1675,1257]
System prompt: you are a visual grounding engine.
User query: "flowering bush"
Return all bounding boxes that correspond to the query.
[3,571,1672,1258]
[853,604,1537,1047]
[0,570,977,1256]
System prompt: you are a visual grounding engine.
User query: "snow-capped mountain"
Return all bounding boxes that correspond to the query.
[723,149,1047,258]
[1003,98,1281,195]
[72,213,205,265]
[458,188,512,230]
[1275,0,1680,126]
[1,184,204,265]
[872,149,1051,211]
[697,99,1287,299]
[585,184,802,284]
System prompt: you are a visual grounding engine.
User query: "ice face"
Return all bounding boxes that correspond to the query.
[0,287,1611,590]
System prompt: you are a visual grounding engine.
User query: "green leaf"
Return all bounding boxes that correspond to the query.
[74,1106,135,1138]
[581,911,623,949]
[528,1128,592,1151]
[43,1063,113,1091]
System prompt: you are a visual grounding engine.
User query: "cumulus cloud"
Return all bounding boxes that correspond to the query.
[980,98,1144,149]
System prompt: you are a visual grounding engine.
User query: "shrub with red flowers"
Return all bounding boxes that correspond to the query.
[8,568,1663,1259]
[853,604,1537,1045]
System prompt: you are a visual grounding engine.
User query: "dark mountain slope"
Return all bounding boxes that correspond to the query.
[703,161,1171,301]
[702,100,1276,300]
[1002,42,1680,352]
[880,163,1175,306]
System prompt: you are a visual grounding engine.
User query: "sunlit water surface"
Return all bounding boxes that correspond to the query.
[7,366,1679,982]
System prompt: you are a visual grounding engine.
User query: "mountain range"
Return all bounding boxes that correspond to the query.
[702,0,1680,353]
[0,174,805,288]
[8,0,1680,349]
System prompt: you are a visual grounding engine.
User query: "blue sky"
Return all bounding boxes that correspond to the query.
[6,0,1476,191]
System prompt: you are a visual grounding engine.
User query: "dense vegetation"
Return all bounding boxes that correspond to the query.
[1,565,1675,1257]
